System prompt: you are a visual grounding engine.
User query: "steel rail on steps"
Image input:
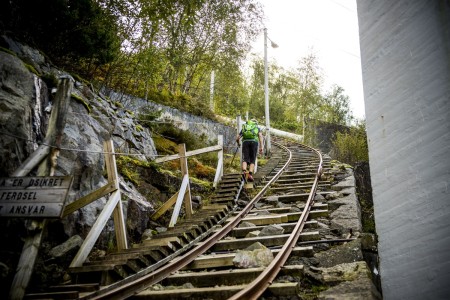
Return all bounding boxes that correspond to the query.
[82,142,292,300]
[228,142,323,300]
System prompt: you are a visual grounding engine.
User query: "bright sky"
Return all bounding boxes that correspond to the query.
[249,0,365,120]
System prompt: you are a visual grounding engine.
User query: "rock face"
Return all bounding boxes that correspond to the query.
[0,51,37,173]
[0,37,225,294]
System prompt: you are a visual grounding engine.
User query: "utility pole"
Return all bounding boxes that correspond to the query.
[264,28,278,155]
[210,70,215,112]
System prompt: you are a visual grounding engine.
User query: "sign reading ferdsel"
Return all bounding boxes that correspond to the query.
[0,176,73,218]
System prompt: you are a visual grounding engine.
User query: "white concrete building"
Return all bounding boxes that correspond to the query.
[357,1,450,299]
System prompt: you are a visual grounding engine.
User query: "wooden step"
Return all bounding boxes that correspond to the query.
[164,265,304,287]
[182,247,313,270]
[210,232,320,252]
[24,291,79,299]
[133,282,299,299]
[230,221,318,238]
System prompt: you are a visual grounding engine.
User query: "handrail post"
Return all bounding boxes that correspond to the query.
[9,77,73,300]
[104,140,128,251]
[70,140,127,267]
[178,144,192,219]
[213,135,223,188]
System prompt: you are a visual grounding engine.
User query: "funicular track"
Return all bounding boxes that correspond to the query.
[25,138,330,300]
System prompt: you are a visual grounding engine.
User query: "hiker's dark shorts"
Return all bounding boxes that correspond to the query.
[242,140,258,164]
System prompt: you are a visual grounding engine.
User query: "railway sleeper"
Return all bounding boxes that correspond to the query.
[24,290,80,299]
[241,202,328,215]
[210,232,320,252]
[182,246,313,270]
[228,209,328,226]
[230,220,318,238]
[24,284,101,299]
[261,191,334,202]
[132,282,299,300]
[162,264,304,288]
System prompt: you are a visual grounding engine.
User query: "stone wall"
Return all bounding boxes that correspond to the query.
[105,90,237,150]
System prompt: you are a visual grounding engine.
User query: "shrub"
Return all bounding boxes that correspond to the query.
[330,121,368,166]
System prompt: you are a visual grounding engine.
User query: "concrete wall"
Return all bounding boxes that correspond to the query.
[357,1,450,299]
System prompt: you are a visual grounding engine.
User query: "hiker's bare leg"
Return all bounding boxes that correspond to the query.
[249,163,255,173]
[242,161,248,171]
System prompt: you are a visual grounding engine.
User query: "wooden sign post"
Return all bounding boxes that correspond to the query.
[0,176,73,218]
[9,76,73,300]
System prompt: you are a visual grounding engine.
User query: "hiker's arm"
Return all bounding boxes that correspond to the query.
[258,132,264,154]
[236,132,242,146]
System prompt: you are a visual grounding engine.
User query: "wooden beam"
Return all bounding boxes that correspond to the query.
[70,191,121,267]
[213,156,223,189]
[178,144,192,219]
[213,135,223,188]
[169,174,189,228]
[61,180,117,217]
[104,140,127,251]
[150,191,179,221]
[154,145,222,164]
[11,145,50,177]
[9,77,73,300]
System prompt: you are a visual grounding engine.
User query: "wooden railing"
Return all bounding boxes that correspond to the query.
[151,135,224,227]
[7,74,226,297]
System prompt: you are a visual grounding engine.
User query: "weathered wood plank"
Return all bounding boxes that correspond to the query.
[70,191,121,267]
[182,247,313,270]
[134,282,299,299]
[150,191,179,221]
[209,232,319,252]
[178,144,192,219]
[169,174,189,228]
[154,144,222,163]
[62,180,117,217]
[10,77,73,300]
[105,140,128,251]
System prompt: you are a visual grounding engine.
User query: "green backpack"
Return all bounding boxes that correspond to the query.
[242,121,258,140]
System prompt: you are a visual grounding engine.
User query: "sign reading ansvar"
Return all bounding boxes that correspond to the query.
[0,176,73,218]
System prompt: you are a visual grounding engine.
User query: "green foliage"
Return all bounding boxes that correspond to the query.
[274,120,302,134]
[246,53,354,136]
[116,155,158,186]
[331,121,369,166]
[71,93,92,113]
[0,0,120,67]
[138,108,162,132]
[157,122,209,152]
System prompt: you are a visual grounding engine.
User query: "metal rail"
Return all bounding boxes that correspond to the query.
[229,142,323,300]
[83,142,293,300]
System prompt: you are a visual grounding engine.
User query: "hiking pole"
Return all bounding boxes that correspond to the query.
[230,142,240,167]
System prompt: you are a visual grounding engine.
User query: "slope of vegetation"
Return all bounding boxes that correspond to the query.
[0,0,367,164]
